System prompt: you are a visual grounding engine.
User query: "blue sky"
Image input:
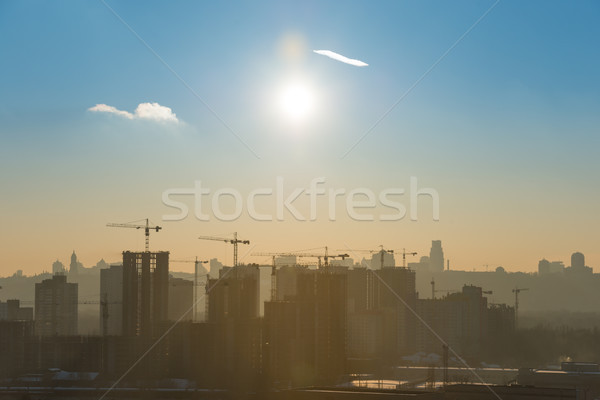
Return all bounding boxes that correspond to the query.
[1,1,599,274]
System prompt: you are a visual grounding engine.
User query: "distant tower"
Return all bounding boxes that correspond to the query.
[571,252,585,269]
[69,251,79,279]
[429,240,444,272]
[538,259,550,275]
[52,259,66,275]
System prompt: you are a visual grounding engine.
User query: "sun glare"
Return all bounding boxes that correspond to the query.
[278,81,315,123]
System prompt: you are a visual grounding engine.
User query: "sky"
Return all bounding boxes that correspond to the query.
[1,0,599,275]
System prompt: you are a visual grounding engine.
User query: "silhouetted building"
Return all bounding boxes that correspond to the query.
[168,276,193,321]
[566,251,593,275]
[408,255,430,272]
[100,264,123,336]
[274,264,310,301]
[208,258,223,279]
[347,311,383,359]
[416,284,513,358]
[347,267,371,313]
[0,299,33,321]
[52,259,66,275]
[122,251,169,336]
[429,240,444,272]
[206,265,260,322]
[206,265,261,389]
[33,335,103,372]
[345,266,417,363]
[0,320,34,378]
[456,284,488,355]
[264,268,347,387]
[571,252,585,269]
[34,274,78,336]
[538,258,550,274]
[372,267,417,359]
[416,297,464,355]
[69,251,82,280]
[539,258,565,275]
[487,303,515,335]
[370,250,395,269]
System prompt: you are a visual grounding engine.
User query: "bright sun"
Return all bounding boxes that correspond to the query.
[278,81,315,122]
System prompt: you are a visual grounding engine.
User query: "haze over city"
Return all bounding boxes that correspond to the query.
[2,2,600,399]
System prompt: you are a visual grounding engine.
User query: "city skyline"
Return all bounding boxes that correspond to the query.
[2,240,596,277]
[2,1,600,274]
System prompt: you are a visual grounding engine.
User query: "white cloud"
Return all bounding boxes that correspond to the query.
[88,103,134,119]
[313,49,368,67]
[88,102,179,123]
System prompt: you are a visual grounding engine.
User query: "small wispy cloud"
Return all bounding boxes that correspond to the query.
[313,50,368,67]
[88,102,179,123]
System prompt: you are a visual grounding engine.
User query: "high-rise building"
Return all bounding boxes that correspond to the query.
[0,320,34,377]
[208,258,223,279]
[205,265,261,388]
[264,268,347,387]
[571,252,585,269]
[415,284,508,358]
[168,277,193,322]
[206,265,260,322]
[122,251,169,336]
[429,240,444,272]
[34,274,78,336]
[0,299,33,321]
[415,297,464,355]
[370,250,395,269]
[347,311,383,359]
[371,267,417,359]
[538,258,550,275]
[347,267,371,313]
[100,264,123,336]
[273,264,310,301]
[566,252,592,275]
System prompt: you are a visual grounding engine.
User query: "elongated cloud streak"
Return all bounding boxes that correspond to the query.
[313,49,368,67]
[88,102,179,123]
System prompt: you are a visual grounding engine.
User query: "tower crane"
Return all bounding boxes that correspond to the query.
[512,287,529,329]
[253,248,349,300]
[107,218,162,252]
[198,232,249,267]
[170,258,209,322]
[254,247,349,269]
[430,278,459,299]
[399,248,418,267]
